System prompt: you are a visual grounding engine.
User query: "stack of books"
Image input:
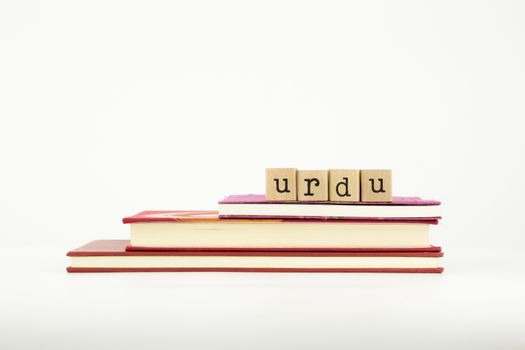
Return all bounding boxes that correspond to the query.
[67,194,443,273]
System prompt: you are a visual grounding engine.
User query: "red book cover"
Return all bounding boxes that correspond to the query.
[219,194,441,205]
[122,210,440,225]
[123,210,441,253]
[217,194,442,220]
[125,245,442,253]
[67,240,444,273]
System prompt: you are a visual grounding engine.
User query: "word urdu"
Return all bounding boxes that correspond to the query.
[265,168,392,202]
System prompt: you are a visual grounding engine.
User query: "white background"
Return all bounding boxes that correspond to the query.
[1,1,525,349]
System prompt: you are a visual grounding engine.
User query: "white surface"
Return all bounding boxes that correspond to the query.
[1,0,525,349]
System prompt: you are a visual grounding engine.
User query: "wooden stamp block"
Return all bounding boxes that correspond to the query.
[329,169,360,202]
[360,169,392,202]
[265,168,297,201]
[297,170,328,201]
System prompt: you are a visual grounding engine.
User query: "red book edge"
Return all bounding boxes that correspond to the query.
[68,240,444,257]
[126,245,442,253]
[67,267,444,273]
[219,194,441,205]
[67,241,444,274]
[217,215,441,222]
[122,210,440,224]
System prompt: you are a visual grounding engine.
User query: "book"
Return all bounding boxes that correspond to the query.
[123,211,440,251]
[67,240,444,273]
[218,194,441,219]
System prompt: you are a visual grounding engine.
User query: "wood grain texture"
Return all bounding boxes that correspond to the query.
[297,170,328,201]
[265,168,297,201]
[329,169,360,202]
[360,169,392,202]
